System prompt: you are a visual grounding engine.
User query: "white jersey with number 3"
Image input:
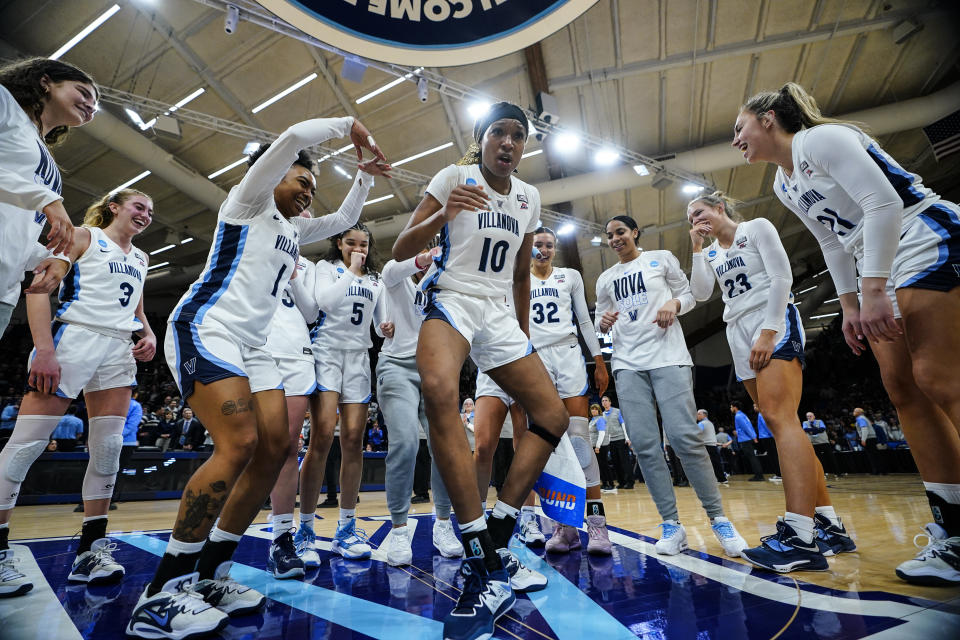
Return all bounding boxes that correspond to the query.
[422,164,540,297]
[529,267,580,349]
[56,226,146,337]
[264,257,314,361]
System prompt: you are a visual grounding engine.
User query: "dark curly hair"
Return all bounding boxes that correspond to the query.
[322,222,380,277]
[247,142,314,173]
[0,57,99,146]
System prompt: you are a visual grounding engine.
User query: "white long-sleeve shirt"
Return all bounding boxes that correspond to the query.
[690,218,793,331]
[0,85,66,306]
[380,257,428,358]
[594,250,695,371]
[774,124,939,294]
[170,117,371,346]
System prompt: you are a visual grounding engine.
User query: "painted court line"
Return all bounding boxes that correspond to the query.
[115,532,444,639]
[0,544,82,640]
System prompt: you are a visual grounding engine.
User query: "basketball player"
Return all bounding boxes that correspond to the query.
[0,58,99,336]
[688,191,854,573]
[296,223,385,562]
[529,226,613,556]
[596,215,748,558]
[393,102,567,640]
[735,82,960,585]
[0,189,155,597]
[127,115,387,639]
[377,247,462,566]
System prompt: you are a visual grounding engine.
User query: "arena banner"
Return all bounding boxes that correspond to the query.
[254,0,598,66]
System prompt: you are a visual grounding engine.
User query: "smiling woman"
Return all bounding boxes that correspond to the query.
[0,57,100,338]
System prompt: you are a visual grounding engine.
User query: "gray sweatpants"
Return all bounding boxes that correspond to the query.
[376,354,452,525]
[615,366,724,522]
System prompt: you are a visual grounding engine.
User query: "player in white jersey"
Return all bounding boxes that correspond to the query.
[0,189,156,597]
[262,251,318,579]
[375,247,462,566]
[394,102,566,640]
[735,82,960,585]
[528,227,613,556]
[129,117,388,640]
[296,223,385,561]
[596,215,747,559]
[0,58,100,337]
[688,192,854,573]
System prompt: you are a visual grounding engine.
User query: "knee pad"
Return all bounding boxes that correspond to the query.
[0,415,60,509]
[83,415,125,501]
[568,418,601,488]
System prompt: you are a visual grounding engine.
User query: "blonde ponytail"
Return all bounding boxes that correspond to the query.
[689,190,742,222]
[82,189,150,228]
[742,82,865,134]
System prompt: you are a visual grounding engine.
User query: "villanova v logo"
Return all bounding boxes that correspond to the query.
[184,358,197,374]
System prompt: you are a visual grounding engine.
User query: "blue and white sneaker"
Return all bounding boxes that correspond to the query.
[443,557,514,640]
[126,572,228,639]
[332,519,372,560]
[741,519,829,573]
[497,548,547,592]
[813,513,856,556]
[895,523,960,586]
[267,530,305,579]
[193,561,266,616]
[711,517,747,557]
[293,525,321,569]
[0,549,32,598]
[654,520,688,555]
[68,538,125,584]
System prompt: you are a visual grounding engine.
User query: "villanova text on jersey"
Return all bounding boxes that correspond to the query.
[108,261,144,282]
[530,286,560,300]
[613,272,649,319]
[477,210,521,236]
[715,256,746,278]
[347,285,374,302]
[274,234,300,261]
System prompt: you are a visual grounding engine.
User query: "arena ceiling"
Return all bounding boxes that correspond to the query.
[2,0,959,344]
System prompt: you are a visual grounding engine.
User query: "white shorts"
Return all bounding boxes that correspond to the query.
[727,303,805,382]
[861,201,960,318]
[538,340,589,399]
[475,371,512,406]
[166,319,282,399]
[28,321,136,399]
[312,343,371,404]
[424,289,533,372]
[275,356,317,397]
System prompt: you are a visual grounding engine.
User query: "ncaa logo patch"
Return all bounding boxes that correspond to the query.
[98,239,108,248]
[649,260,659,267]
[707,249,717,259]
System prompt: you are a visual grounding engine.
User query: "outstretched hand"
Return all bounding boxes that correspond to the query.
[350,119,387,163]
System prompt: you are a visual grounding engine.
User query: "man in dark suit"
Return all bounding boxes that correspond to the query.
[176,408,205,451]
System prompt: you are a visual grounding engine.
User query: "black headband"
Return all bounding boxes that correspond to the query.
[473,102,529,143]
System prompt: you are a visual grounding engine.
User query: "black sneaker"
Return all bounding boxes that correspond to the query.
[267,531,305,579]
[813,513,857,555]
[442,557,514,640]
[410,494,430,504]
[318,497,339,508]
[741,519,828,573]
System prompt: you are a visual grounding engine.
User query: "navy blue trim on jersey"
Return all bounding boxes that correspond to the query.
[172,222,248,325]
[866,144,924,208]
[55,264,81,318]
[171,321,246,399]
[772,303,805,367]
[900,203,960,291]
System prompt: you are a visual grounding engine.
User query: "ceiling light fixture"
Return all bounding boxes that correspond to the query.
[521,149,543,159]
[393,142,454,167]
[252,73,318,114]
[149,244,176,256]
[112,170,151,193]
[355,67,424,104]
[633,164,650,176]
[594,148,620,166]
[557,223,576,235]
[552,132,580,154]
[148,261,170,271]
[364,194,395,206]
[207,158,247,179]
[682,183,705,195]
[50,4,121,60]
[468,102,491,119]
[334,165,353,179]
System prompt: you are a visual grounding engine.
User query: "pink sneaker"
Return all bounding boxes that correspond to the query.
[545,524,582,554]
[586,515,613,556]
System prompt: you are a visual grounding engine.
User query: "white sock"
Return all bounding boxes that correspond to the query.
[209,526,242,543]
[338,508,356,527]
[165,537,205,557]
[783,512,815,544]
[491,501,520,521]
[480,501,487,513]
[82,515,107,524]
[924,482,960,504]
[815,505,840,528]
[459,516,486,534]
[271,513,294,541]
[300,512,315,528]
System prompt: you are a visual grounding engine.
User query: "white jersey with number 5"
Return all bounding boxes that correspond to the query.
[56,226,146,337]
[422,164,540,297]
[311,259,385,351]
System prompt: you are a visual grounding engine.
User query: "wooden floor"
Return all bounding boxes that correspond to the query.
[10,473,953,603]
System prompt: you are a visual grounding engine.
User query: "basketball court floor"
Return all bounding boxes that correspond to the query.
[2,475,958,639]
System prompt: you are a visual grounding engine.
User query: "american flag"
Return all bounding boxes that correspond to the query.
[923,110,960,161]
